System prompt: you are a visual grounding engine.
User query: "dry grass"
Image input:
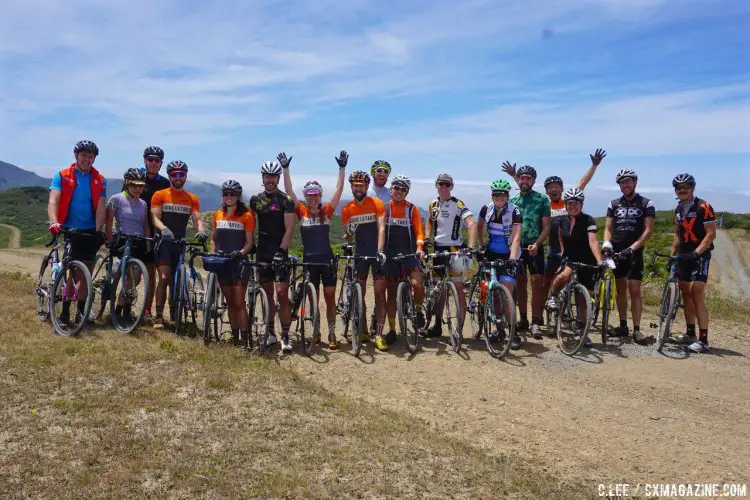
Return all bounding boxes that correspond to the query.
[642,280,750,322]
[0,271,583,498]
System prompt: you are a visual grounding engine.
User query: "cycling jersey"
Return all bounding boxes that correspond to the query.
[367,184,391,203]
[428,196,472,247]
[675,197,715,253]
[548,198,566,253]
[606,194,656,248]
[511,190,551,245]
[296,202,335,261]
[479,202,522,255]
[559,213,598,265]
[384,200,424,254]
[151,187,200,239]
[248,190,296,259]
[106,192,147,235]
[341,196,386,256]
[139,169,171,235]
[213,209,255,253]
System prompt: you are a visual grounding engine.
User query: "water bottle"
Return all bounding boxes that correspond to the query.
[479,280,488,304]
[51,262,62,280]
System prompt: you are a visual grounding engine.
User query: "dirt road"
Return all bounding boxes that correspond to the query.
[710,229,750,299]
[0,224,21,249]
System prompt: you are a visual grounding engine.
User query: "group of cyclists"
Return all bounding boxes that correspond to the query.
[46,140,717,355]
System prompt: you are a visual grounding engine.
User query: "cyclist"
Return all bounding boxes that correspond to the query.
[382,174,426,344]
[367,160,392,203]
[477,179,523,348]
[139,146,170,321]
[105,168,150,321]
[423,173,477,338]
[602,169,656,344]
[505,165,551,339]
[150,160,207,329]
[248,159,296,353]
[670,173,716,353]
[47,140,107,324]
[210,180,255,346]
[545,188,607,348]
[340,170,388,351]
[280,150,348,349]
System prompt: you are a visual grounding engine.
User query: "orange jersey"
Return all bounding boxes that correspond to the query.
[296,202,335,259]
[385,200,424,252]
[151,188,201,239]
[213,209,255,252]
[341,196,386,255]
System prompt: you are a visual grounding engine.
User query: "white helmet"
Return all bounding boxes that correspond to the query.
[615,169,638,183]
[303,180,323,196]
[261,160,282,175]
[449,253,470,275]
[390,174,411,191]
[563,187,585,202]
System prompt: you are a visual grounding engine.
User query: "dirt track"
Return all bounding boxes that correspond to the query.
[711,229,750,298]
[0,224,21,249]
[2,246,749,486]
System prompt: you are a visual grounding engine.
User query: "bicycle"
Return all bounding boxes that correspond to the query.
[421,247,465,353]
[465,251,516,358]
[245,260,271,353]
[34,228,95,337]
[159,238,206,335]
[648,250,685,352]
[285,259,339,354]
[392,252,423,354]
[89,232,153,334]
[335,243,379,357]
[198,251,233,345]
[549,259,598,355]
[590,252,620,345]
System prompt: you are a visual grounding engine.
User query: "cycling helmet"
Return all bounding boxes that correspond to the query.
[349,170,370,185]
[449,253,470,275]
[221,179,243,193]
[74,140,99,156]
[490,179,512,193]
[615,169,638,183]
[544,175,563,188]
[260,160,282,176]
[166,160,188,172]
[517,165,537,178]
[435,173,454,184]
[303,180,323,196]
[391,174,411,191]
[370,160,391,175]
[143,146,164,159]
[124,167,146,182]
[672,173,696,188]
[563,187,585,202]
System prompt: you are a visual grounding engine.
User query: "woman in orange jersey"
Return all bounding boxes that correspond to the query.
[211,180,255,345]
[281,150,348,349]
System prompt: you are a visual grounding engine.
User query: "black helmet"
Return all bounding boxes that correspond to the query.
[672,173,696,188]
[124,168,146,182]
[74,140,99,156]
[544,175,563,188]
[517,165,537,178]
[166,160,188,173]
[221,179,243,193]
[143,146,164,160]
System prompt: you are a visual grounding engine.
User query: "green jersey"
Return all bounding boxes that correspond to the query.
[511,189,551,245]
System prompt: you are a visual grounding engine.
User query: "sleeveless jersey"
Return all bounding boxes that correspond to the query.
[428,197,472,246]
[384,200,424,255]
[151,187,201,239]
[341,196,386,256]
[479,201,522,255]
[296,201,335,261]
[213,209,255,253]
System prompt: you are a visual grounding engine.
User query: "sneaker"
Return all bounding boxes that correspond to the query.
[510,334,522,350]
[327,334,339,350]
[281,336,293,353]
[530,323,543,340]
[385,330,397,345]
[374,336,389,351]
[608,326,630,338]
[361,331,372,343]
[673,333,697,345]
[517,318,530,331]
[415,311,426,330]
[425,324,442,338]
[152,316,165,330]
[583,336,593,348]
[266,333,278,346]
[632,331,653,345]
[545,296,558,312]
[687,340,709,353]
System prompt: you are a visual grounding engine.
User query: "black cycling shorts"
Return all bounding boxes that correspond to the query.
[154,240,181,269]
[518,245,545,276]
[566,265,596,290]
[217,259,251,286]
[308,264,337,288]
[356,259,385,281]
[257,259,291,284]
[676,253,711,283]
[612,249,644,281]
[66,229,103,263]
[545,252,563,276]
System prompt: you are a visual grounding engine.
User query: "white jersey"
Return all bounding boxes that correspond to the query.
[367,183,391,203]
[428,196,473,246]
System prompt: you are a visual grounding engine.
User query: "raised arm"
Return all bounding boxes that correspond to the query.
[576,148,607,191]
[330,150,348,209]
[501,161,521,187]
[278,152,298,204]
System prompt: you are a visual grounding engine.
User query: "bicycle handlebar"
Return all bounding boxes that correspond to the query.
[45,228,98,247]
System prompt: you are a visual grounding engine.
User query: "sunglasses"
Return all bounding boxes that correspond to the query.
[169,171,186,178]
[391,186,408,193]
[222,191,238,197]
[674,184,692,191]
[145,157,162,163]
[373,168,389,174]
[129,182,146,188]
[491,191,508,197]
[437,182,453,188]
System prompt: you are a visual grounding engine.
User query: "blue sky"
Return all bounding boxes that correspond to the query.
[1,0,749,213]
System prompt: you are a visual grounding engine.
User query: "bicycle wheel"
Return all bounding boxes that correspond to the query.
[110,257,149,334]
[298,282,319,355]
[656,281,677,352]
[203,273,219,345]
[350,282,364,356]
[484,285,515,359]
[591,277,602,326]
[397,280,419,354]
[50,260,93,337]
[600,275,613,345]
[174,266,188,335]
[465,276,485,339]
[248,286,269,353]
[35,256,51,322]
[556,284,591,356]
[443,280,462,352]
[187,271,205,335]
[89,252,111,326]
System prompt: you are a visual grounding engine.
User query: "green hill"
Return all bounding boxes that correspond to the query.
[0,186,51,247]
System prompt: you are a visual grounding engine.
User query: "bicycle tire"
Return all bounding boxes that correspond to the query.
[174,266,187,335]
[50,260,93,337]
[299,282,319,355]
[89,252,111,325]
[247,286,269,353]
[600,275,612,345]
[187,272,205,335]
[110,257,149,334]
[556,283,591,356]
[35,255,51,322]
[656,281,677,352]
[396,280,420,354]
[591,277,602,326]
[443,280,462,352]
[465,274,484,339]
[484,285,515,359]
[203,272,218,345]
[350,282,364,357]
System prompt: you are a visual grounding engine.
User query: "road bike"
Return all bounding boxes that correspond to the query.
[421,247,465,353]
[648,250,685,352]
[335,244,378,356]
[591,253,620,345]
[549,259,598,355]
[392,252,424,354]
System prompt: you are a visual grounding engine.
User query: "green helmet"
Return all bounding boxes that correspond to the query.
[491,179,511,193]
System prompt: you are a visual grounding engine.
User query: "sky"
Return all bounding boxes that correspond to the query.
[1,0,749,213]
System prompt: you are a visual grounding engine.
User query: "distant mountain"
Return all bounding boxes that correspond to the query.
[0,160,224,211]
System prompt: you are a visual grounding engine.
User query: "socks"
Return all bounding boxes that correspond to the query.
[687,324,696,336]
[155,305,164,319]
[328,320,336,336]
[415,303,423,312]
[633,325,640,332]
[620,319,627,329]
[699,328,708,344]
[232,328,239,339]
[77,301,85,316]
[281,323,290,340]
[520,313,528,323]
[531,316,542,326]
[388,316,396,330]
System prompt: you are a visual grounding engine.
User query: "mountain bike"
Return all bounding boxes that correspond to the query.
[245,260,271,353]
[648,250,685,352]
[335,244,378,357]
[421,248,465,352]
[89,233,153,334]
[590,253,620,345]
[392,252,423,354]
[161,238,206,335]
[465,251,516,358]
[549,259,598,355]
[34,228,95,337]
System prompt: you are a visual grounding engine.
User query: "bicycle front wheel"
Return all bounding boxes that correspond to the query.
[50,260,93,337]
[89,252,111,326]
[397,280,419,354]
[35,256,51,322]
[443,280,462,352]
[350,282,364,357]
[203,272,220,345]
[556,283,591,356]
[248,286,269,353]
[484,285,515,359]
[110,257,149,334]
[600,275,613,345]
[297,282,319,355]
[656,281,677,352]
